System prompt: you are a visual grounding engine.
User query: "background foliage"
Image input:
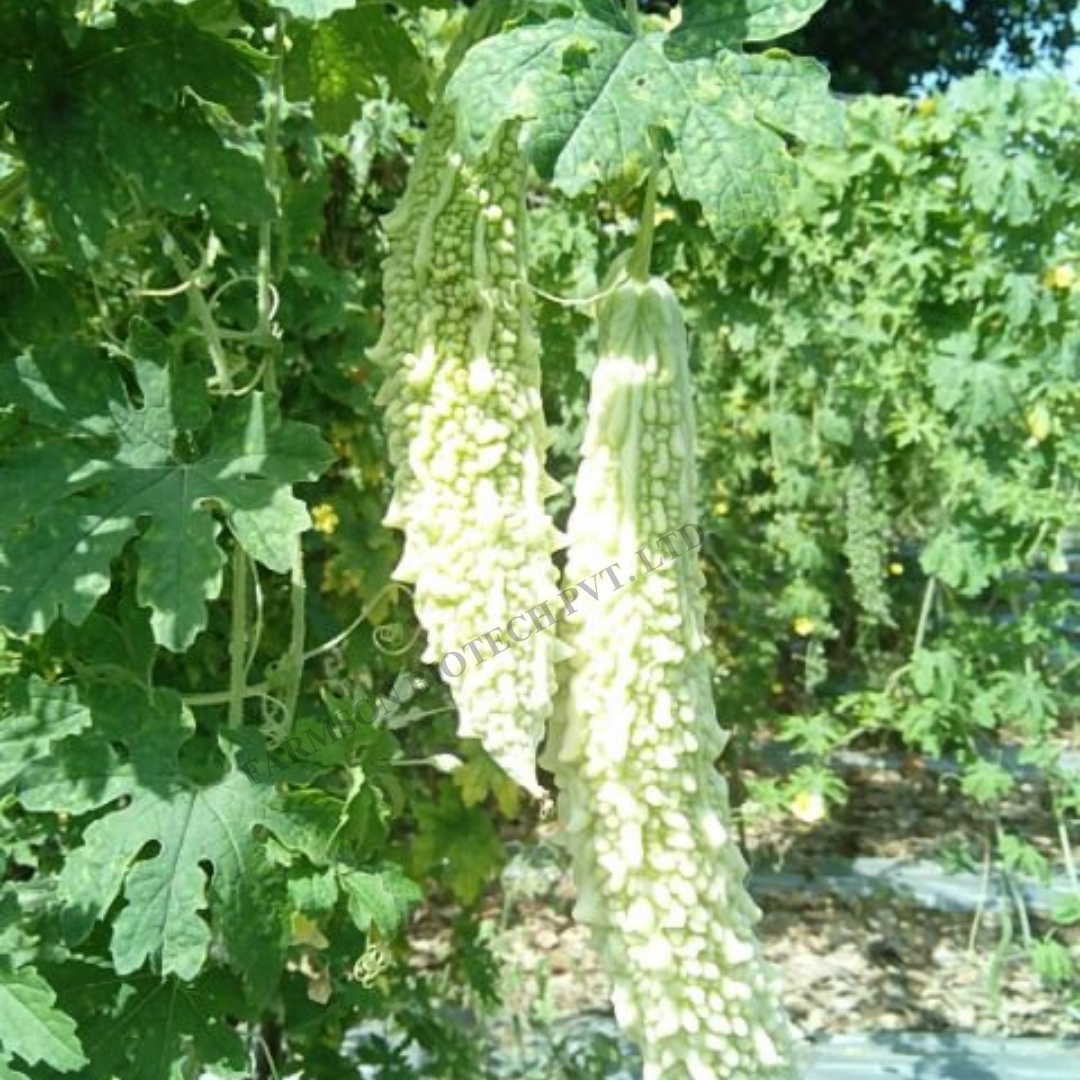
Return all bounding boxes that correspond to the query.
[784,0,1079,93]
[1,1,1078,1078]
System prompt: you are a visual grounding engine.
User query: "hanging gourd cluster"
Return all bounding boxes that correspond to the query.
[370,99,796,1080]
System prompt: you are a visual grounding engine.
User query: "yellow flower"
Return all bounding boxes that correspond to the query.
[311,502,340,535]
[1025,404,1053,444]
[1044,264,1077,291]
[914,97,937,118]
[792,616,815,637]
[290,912,329,949]
[888,561,904,576]
[790,790,827,824]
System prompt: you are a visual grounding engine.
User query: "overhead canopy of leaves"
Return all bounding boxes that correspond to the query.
[445,1,843,242]
[669,0,829,53]
[1,3,272,263]
[284,4,433,130]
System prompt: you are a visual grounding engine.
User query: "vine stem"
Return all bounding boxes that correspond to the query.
[257,11,287,393]
[997,821,1034,949]
[1057,810,1078,891]
[911,574,938,657]
[967,834,993,953]
[185,683,270,708]
[624,0,640,35]
[627,147,660,283]
[524,275,625,308]
[252,1019,283,1080]
[182,584,401,707]
[281,541,306,729]
[158,228,233,392]
[227,543,249,728]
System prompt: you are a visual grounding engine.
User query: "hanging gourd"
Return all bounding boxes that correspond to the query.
[543,207,797,1079]
[370,103,562,795]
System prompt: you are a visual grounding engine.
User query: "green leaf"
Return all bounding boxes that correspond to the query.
[339,864,422,935]
[445,18,842,237]
[728,51,845,148]
[963,139,1048,226]
[266,789,350,866]
[0,678,94,793]
[998,833,1049,880]
[274,0,356,19]
[671,0,830,53]
[0,343,123,436]
[909,648,958,701]
[287,869,339,914]
[991,671,1058,732]
[14,686,292,1004]
[453,749,521,817]
[960,759,1014,805]
[0,890,35,971]
[663,51,842,239]
[13,91,112,263]
[109,6,267,113]
[0,966,87,1074]
[409,788,505,903]
[9,6,270,260]
[1052,894,1080,926]
[0,322,333,649]
[39,961,249,1080]
[1029,937,1075,985]
[98,98,273,225]
[920,527,998,596]
[928,334,1015,429]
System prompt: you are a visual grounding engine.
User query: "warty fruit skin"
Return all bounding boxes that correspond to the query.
[370,106,562,796]
[543,270,797,1080]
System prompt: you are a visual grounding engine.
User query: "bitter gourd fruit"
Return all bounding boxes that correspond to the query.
[544,265,796,1080]
[370,105,562,795]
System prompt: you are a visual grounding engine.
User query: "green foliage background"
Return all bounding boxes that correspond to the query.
[0,1,1078,1078]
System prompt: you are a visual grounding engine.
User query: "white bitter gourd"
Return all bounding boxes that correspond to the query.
[543,265,796,1080]
[370,105,562,794]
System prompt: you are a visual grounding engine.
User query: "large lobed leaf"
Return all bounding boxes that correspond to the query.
[444,3,843,239]
[9,685,290,1004]
[0,319,333,650]
[3,677,425,1072]
[35,961,250,1080]
[0,678,94,793]
[284,5,432,130]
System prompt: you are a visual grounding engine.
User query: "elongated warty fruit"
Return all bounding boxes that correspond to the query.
[370,106,562,794]
[544,269,797,1080]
